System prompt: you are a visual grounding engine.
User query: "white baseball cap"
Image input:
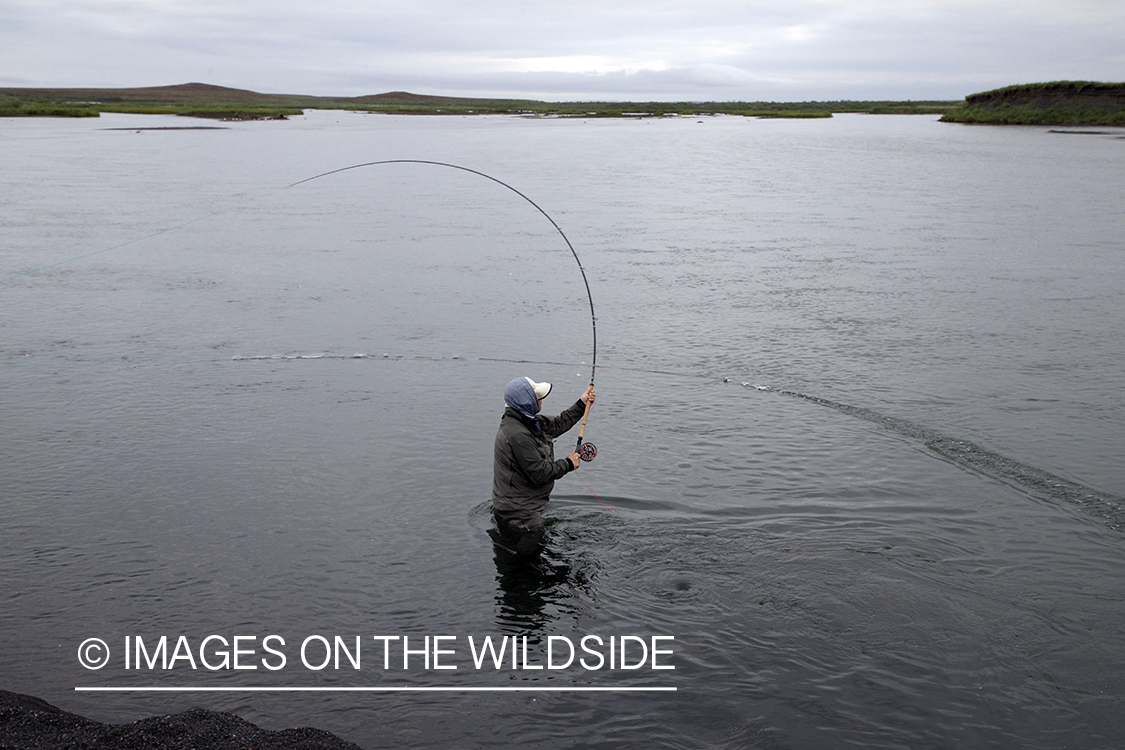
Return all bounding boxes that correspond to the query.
[525,377,552,400]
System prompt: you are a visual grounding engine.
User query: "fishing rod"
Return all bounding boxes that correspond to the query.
[4,158,600,459]
[290,160,599,462]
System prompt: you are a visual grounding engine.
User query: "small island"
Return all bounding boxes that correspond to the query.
[940,81,1125,125]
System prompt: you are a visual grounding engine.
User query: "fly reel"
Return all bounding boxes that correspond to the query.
[575,388,596,462]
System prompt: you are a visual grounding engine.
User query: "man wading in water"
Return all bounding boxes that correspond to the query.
[492,377,596,548]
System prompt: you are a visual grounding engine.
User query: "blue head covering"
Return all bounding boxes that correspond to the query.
[504,377,542,434]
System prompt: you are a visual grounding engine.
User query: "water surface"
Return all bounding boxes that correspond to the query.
[2,111,1124,748]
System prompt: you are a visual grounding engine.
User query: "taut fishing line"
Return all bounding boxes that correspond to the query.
[3,159,599,460]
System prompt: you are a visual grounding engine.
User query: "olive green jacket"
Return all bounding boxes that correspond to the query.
[492,399,586,515]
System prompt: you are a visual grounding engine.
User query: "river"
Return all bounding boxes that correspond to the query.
[2,110,1124,748]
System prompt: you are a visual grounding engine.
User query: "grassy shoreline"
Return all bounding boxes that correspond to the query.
[0,82,957,120]
[7,81,1124,125]
[939,81,1125,125]
[940,104,1125,126]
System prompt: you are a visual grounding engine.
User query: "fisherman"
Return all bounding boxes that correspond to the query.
[492,377,596,534]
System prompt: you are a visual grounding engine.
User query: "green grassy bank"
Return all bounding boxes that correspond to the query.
[0,83,959,120]
[940,105,1125,126]
[940,81,1125,125]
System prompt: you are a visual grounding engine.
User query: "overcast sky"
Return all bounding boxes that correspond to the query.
[2,0,1123,101]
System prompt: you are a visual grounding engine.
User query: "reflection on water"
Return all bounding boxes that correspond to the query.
[489,513,597,636]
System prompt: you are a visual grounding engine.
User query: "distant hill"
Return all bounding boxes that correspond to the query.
[1,82,282,103]
[0,82,505,108]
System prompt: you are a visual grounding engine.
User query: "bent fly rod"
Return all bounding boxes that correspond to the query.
[292,161,599,461]
[5,159,600,459]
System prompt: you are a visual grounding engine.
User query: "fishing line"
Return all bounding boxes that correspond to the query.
[576,469,619,513]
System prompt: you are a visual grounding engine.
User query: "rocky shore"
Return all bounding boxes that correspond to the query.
[0,691,364,750]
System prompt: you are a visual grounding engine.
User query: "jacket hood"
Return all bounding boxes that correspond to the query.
[504,377,542,434]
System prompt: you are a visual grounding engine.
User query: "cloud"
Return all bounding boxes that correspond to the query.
[2,0,1123,100]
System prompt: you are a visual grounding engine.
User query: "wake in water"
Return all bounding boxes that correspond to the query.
[781,390,1125,532]
[27,331,1119,536]
[233,352,1125,533]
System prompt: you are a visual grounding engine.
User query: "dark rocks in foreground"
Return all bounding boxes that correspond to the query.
[0,691,364,750]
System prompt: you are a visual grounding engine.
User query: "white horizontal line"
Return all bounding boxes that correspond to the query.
[75,686,676,693]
